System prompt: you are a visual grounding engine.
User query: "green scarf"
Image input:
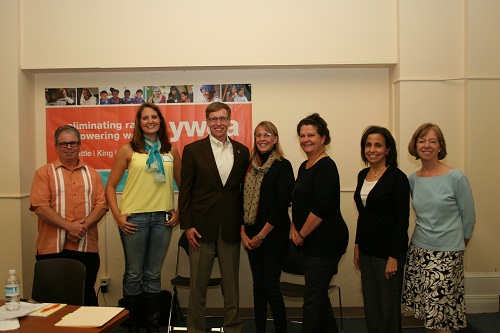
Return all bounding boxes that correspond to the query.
[243,151,277,225]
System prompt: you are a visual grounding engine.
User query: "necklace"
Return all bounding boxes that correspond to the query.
[369,166,386,178]
[306,150,326,168]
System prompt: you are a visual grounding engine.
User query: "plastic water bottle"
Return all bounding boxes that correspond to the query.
[5,269,20,311]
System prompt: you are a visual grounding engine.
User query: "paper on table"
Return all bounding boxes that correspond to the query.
[0,318,20,331]
[0,302,45,320]
[55,306,124,327]
[28,303,67,317]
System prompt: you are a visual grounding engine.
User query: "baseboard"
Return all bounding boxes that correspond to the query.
[195,307,363,319]
[465,272,500,313]
[465,294,499,313]
[187,307,425,328]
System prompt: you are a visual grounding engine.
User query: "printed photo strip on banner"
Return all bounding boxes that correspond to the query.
[45,84,252,191]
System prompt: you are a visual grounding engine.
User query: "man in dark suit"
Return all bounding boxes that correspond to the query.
[179,102,249,333]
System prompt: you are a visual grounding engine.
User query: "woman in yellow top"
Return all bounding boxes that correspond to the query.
[106,102,181,333]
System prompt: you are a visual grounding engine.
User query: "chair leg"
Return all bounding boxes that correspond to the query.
[167,293,175,333]
[173,286,184,321]
[336,285,343,333]
[168,286,185,332]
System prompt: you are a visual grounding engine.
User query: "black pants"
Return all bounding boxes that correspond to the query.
[36,250,100,306]
[247,251,287,333]
[301,255,341,333]
[359,251,404,333]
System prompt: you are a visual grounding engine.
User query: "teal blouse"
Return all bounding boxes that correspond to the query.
[409,169,476,251]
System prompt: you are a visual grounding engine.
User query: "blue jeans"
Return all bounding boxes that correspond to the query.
[120,211,172,296]
[302,255,341,333]
[247,251,287,333]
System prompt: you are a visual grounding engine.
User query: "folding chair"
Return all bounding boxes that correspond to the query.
[279,245,344,333]
[167,232,224,332]
[32,258,86,305]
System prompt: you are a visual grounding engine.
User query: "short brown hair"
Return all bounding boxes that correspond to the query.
[54,125,80,145]
[408,123,447,160]
[205,102,231,119]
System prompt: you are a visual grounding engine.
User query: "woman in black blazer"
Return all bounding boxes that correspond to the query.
[241,121,294,333]
[353,126,410,333]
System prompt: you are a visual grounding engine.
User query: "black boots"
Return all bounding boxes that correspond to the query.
[143,292,161,333]
[123,294,142,333]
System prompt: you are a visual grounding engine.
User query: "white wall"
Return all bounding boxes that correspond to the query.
[395,0,500,312]
[1,0,499,313]
[0,0,35,293]
[463,0,500,311]
[32,67,389,308]
[21,0,397,69]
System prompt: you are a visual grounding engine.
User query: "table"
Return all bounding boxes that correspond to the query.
[0,300,129,333]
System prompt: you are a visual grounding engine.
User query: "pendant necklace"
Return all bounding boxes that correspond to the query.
[370,166,386,178]
[307,150,326,168]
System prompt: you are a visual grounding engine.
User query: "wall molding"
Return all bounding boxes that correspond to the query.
[465,272,500,313]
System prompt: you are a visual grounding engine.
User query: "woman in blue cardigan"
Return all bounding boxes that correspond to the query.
[403,123,475,333]
[353,126,410,333]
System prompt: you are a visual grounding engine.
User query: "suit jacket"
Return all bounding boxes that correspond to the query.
[179,136,250,243]
[354,166,410,259]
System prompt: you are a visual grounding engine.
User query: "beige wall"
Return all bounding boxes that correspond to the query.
[32,67,389,308]
[1,0,499,312]
[466,0,500,273]
[21,0,397,69]
[0,0,35,293]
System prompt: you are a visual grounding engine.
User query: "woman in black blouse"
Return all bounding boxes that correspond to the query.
[290,113,348,333]
[241,121,294,333]
[353,126,409,333]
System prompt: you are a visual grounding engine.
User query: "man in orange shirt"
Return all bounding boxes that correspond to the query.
[30,125,108,305]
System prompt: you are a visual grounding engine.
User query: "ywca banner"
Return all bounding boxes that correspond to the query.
[46,103,252,190]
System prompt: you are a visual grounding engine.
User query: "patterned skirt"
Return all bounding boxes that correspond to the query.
[402,243,467,330]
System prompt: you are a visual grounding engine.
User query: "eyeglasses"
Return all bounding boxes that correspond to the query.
[58,141,80,148]
[255,133,273,139]
[208,117,229,123]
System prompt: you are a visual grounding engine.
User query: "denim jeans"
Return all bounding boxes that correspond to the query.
[247,251,287,333]
[120,211,172,296]
[302,255,341,333]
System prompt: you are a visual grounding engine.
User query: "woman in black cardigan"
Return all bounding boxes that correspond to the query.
[353,126,410,333]
[241,121,294,333]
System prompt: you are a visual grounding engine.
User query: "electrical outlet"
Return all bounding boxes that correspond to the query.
[100,277,110,293]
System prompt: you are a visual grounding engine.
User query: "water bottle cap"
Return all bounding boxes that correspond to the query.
[9,269,16,275]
